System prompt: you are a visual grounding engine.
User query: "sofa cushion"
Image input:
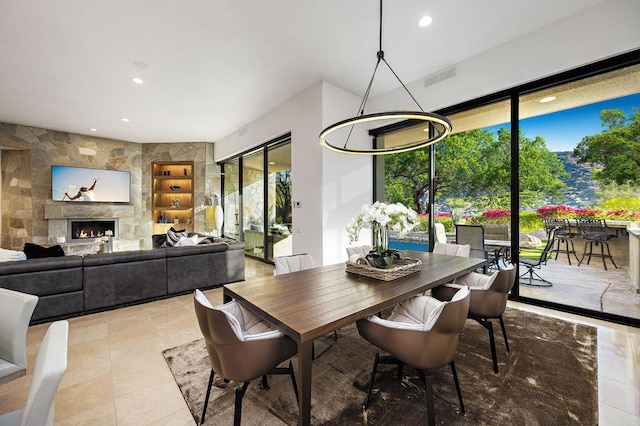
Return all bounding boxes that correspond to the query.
[23,243,65,259]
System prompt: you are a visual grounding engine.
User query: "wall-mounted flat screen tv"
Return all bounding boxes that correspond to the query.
[52,165,131,203]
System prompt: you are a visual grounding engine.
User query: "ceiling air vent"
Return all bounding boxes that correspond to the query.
[424,66,456,88]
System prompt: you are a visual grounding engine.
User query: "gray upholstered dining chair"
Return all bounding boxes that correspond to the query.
[346,245,372,259]
[274,253,314,275]
[0,320,68,426]
[0,288,39,385]
[356,286,470,426]
[193,289,298,426]
[432,265,517,373]
[432,242,471,257]
[274,253,336,352]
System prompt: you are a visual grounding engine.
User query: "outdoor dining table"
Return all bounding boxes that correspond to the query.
[223,251,486,425]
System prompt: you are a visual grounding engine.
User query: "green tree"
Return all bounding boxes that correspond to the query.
[385,127,567,213]
[275,170,292,224]
[573,108,640,185]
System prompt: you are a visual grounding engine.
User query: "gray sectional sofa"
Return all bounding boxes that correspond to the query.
[0,238,245,323]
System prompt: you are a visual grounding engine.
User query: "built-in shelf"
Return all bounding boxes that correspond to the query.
[152,161,194,234]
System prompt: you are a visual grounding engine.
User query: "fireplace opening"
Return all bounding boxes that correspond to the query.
[68,219,118,241]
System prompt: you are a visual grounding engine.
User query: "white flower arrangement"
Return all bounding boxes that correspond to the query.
[347,201,419,244]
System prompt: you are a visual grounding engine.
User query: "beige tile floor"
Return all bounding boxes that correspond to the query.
[0,258,638,425]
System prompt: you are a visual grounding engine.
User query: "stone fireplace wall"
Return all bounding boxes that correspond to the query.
[0,122,214,251]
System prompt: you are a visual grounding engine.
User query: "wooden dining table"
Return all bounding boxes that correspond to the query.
[223,251,486,425]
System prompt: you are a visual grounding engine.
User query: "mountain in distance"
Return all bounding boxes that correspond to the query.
[545,151,599,208]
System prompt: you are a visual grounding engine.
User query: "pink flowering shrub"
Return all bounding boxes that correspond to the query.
[535,205,574,219]
[536,205,640,220]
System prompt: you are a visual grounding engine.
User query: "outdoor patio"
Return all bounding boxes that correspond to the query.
[518,232,640,320]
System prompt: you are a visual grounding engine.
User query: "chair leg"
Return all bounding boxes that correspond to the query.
[604,242,618,269]
[472,316,499,373]
[364,351,381,410]
[599,241,608,270]
[519,267,552,287]
[261,375,269,389]
[578,241,591,267]
[200,369,215,424]
[419,371,436,426]
[499,315,510,353]
[450,361,465,414]
[233,382,250,426]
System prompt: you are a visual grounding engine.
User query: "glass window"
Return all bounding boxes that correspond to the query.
[518,63,640,321]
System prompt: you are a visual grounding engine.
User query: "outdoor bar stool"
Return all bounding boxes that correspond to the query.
[544,218,579,265]
[576,219,618,270]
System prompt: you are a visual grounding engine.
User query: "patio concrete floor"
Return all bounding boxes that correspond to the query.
[518,250,640,321]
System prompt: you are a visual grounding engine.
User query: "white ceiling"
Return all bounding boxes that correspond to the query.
[0,0,607,143]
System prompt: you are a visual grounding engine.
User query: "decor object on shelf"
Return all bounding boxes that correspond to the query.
[318,0,451,155]
[152,161,194,234]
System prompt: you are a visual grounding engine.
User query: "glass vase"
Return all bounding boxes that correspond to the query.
[372,221,389,254]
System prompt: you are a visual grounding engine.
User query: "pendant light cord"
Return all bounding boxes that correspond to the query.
[357,0,424,117]
[328,0,452,155]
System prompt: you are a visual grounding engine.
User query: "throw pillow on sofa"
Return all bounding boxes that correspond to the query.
[0,247,27,261]
[165,227,188,247]
[23,243,65,259]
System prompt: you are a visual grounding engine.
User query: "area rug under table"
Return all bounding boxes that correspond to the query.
[162,308,597,425]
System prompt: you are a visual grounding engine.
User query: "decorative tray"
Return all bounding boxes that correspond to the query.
[346,257,422,281]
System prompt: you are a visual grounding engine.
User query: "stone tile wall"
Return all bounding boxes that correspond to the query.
[0,122,214,251]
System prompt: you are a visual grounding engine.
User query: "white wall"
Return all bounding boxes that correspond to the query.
[370,0,640,113]
[321,83,372,266]
[214,82,326,264]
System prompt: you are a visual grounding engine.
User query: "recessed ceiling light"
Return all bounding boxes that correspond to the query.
[132,77,144,84]
[419,15,433,27]
[121,118,130,122]
[540,96,557,103]
[269,161,276,165]
[89,128,97,132]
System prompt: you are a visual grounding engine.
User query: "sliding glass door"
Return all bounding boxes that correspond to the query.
[517,63,640,320]
[220,135,292,263]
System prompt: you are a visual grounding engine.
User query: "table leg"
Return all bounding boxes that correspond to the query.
[297,340,313,426]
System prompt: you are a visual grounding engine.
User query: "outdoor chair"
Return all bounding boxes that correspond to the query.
[193,290,298,426]
[483,224,511,271]
[456,224,490,272]
[356,286,470,426]
[544,218,579,264]
[432,265,517,373]
[518,230,555,287]
[576,219,618,270]
[0,288,39,385]
[434,223,448,244]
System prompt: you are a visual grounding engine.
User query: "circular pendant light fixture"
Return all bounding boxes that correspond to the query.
[319,0,452,155]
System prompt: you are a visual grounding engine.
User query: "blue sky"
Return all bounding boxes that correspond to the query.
[486,92,640,152]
